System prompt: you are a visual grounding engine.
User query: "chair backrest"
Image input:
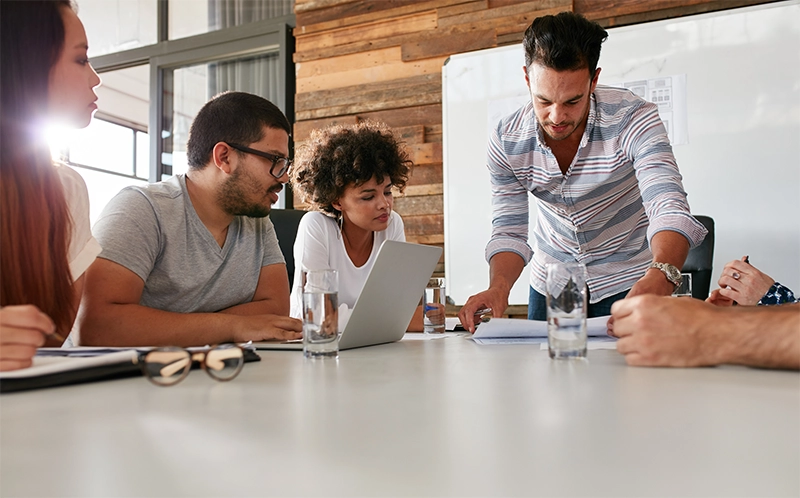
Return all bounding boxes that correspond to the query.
[681,215,715,299]
[269,208,308,285]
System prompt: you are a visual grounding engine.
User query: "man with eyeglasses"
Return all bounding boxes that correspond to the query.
[77,92,303,347]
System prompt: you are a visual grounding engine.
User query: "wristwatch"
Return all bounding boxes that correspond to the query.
[649,262,683,289]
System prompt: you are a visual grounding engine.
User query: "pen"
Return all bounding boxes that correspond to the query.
[730,255,751,307]
[46,331,65,343]
[474,307,493,324]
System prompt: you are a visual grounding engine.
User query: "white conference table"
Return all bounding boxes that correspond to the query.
[1,334,798,497]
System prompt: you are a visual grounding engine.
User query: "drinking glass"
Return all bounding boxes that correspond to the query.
[673,273,693,297]
[546,262,588,359]
[302,269,339,359]
[423,277,446,334]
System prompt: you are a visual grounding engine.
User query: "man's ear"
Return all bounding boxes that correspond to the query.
[523,65,530,87]
[212,142,235,174]
[590,67,601,93]
[331,199,342,211]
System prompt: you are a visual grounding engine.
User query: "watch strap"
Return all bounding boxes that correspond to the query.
[649,262,683,288]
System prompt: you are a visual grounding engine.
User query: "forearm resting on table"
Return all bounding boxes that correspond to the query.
[219,264,290,316]
[712,303,800,370]
[219,297,288,316]
[78,304,248,347]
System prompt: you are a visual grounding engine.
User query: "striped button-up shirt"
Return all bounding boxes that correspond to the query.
[486,86,708,303]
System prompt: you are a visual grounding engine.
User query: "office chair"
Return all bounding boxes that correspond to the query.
[682,215,715,300]
[269,208,308,285]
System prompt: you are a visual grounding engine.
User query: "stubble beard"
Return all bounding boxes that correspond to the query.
[218,168,274,218]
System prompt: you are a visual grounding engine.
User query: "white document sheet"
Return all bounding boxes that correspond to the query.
[401,332,455,341]
[472,316,613,345]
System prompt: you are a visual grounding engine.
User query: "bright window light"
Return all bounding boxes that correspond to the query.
[69,119,135,176]
[48,118,148,226]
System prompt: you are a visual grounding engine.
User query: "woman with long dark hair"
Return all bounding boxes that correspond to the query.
[0,0,102,370]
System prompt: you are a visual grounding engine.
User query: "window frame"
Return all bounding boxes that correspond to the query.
[88,10,296,186]
[60,115,149,182]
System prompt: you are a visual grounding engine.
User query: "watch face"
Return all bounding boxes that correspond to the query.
[652,263,681,285]
[667,266,681,280]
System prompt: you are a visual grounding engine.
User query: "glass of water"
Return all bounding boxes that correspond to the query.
[673,273,693,297]
[546,262,588,359]
[302,269,339,359]
[423,277,446,334]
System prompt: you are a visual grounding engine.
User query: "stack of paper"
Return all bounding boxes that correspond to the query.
[472,316,616,346]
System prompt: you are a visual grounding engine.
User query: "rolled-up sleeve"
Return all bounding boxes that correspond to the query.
[626,103,708,248]
[485,123,534,265]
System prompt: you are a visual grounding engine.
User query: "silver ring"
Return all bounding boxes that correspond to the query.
[732,271,741,280]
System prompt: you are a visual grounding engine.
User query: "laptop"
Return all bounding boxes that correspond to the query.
[254,240,443,351]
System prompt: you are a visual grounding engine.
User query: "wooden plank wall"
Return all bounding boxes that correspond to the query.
[292,0,777,277]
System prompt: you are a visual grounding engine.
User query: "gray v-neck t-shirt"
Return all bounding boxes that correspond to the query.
[93,174,284,313]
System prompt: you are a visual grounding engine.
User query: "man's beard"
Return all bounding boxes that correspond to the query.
[542,121,577,141]
[218,168,279,218]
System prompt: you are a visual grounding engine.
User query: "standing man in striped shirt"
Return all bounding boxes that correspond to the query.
[458,12,708,331]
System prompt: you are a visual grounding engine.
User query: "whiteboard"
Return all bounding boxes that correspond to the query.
[443,1,800,306]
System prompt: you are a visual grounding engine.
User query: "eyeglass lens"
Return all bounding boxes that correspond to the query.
[204,344,245,381]
[271,158,290,178]
[143,348,191,386]
[142,345,244,386]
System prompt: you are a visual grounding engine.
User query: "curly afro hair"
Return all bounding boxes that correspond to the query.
[290,121,412,219]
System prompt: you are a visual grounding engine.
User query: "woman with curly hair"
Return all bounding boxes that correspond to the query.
[289,121,423,330]
[1,0,102,370]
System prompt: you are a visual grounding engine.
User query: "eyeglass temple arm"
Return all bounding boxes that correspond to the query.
[203,348,242,371]
[157,348,243,377]
[159,356,193,378]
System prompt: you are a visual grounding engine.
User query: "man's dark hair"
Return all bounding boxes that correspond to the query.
[523,11,608,78]
[186,91,291,170]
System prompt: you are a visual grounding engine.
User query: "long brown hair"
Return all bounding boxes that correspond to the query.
[1,0,76,335]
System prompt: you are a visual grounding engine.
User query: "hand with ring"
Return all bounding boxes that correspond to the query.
[706,256,775,306]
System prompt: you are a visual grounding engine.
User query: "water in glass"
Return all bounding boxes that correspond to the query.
[548,311,587,359]
[546,262,588,359]
[303,291,339,359]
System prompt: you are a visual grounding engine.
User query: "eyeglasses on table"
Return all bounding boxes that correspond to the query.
[136,344,246,386]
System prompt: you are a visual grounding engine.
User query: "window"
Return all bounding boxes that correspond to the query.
[79,0,158,57]
[67,1,295,215]
[169,0,293,40]
[167,52,282,176]
[49,63,151,224]
[51,117,148,224]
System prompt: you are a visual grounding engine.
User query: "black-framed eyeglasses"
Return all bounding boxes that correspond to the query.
[226,142,292,178]
[136,344,245,386]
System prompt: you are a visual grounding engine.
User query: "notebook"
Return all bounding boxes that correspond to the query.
[255,240,443,351]
[0,347,262,393]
